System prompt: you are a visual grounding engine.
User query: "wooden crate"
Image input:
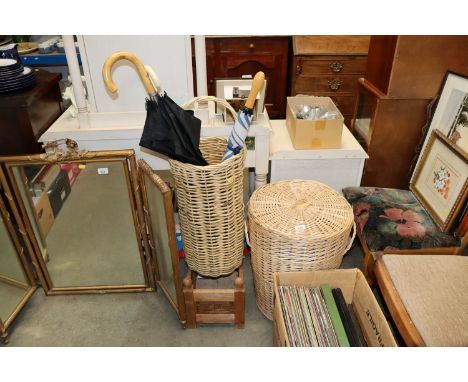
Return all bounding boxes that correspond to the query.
[182,263,245,329]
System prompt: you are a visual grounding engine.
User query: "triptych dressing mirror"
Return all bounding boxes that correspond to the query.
[0,141,185,342]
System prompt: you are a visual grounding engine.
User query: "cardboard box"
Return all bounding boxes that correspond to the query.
[286,96,344,149]
[33,192,55,237]
[273,268,397,347]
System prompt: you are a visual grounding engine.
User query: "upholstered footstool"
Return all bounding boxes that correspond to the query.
[375,254,468,346]
[342,187,463,279]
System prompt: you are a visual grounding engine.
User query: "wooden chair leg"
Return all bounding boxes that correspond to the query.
[454,232,468,255]
[234,267,245,329]
[182,271,197,329]
[362,250,377,286]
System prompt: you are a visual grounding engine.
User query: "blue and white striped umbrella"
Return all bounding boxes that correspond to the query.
[222,109,253,161]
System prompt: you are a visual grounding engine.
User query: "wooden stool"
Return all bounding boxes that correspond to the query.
[182,264,245,329]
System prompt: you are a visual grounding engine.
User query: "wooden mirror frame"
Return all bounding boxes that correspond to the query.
[0,150,155,295]
[0,180,37,344]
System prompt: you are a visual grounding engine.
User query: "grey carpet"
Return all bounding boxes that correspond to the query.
[5,255,271,346]
[3,245,363,346]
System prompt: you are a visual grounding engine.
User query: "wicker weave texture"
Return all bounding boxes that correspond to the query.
[248,180,355,319]
[169,137,245,277]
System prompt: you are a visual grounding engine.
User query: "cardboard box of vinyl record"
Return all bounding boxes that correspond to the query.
[286,96,343,149]
[272,268,397,347]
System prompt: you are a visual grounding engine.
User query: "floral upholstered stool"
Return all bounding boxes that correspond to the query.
[342,187,464,281]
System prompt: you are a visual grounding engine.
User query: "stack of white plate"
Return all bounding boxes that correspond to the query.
[0,58,36,94]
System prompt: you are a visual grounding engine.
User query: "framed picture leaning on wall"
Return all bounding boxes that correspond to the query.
[410,129,467,233]
[412,72,468,182]
[427,72,468,151]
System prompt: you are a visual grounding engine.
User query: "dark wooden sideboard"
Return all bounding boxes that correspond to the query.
[0,69,62,155]
[192,36,290,119]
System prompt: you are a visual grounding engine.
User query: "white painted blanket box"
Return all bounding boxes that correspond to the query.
[269,120,368,192]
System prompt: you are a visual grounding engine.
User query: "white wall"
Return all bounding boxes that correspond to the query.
[78,35,193,113]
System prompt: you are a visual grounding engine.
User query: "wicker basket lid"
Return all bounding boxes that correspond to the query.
[248,180,354,239]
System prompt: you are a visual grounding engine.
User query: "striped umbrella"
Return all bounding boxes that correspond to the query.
[223,71,265,161]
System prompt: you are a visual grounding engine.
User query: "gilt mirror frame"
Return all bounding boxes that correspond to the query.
[138,159,186,323]
[0,148,155,295]
[0,178,37,343]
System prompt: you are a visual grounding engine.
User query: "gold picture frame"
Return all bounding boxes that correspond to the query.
[410,130,468,233]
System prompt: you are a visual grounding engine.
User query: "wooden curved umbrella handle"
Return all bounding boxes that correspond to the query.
[245,71,265,110]
[102,51,157,95]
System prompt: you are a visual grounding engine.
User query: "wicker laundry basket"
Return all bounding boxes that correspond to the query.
[248,180,356,319]
[169,137,246,277]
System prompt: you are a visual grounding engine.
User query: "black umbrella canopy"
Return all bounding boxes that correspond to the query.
[140,92,208,166]
[102,51,207,166]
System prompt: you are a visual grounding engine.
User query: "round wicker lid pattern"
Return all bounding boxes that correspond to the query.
[248,180,354,239]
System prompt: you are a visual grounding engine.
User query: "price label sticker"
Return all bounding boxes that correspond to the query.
[97,167,109,175]
[295,224,306,233]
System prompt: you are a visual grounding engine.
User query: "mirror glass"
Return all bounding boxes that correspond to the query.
[0,196,30,324]
[11,160,146,288]
[143,174,177,303]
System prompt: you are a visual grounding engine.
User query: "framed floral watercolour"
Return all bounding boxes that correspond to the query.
[412,72,468,182]
[410,129,467,233]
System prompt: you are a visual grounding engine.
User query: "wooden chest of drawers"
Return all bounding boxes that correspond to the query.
[290,36,370,127]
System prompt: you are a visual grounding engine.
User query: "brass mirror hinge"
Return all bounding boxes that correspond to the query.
[41,139,89,162]
[328,79,342,91]
[329,62,343,73]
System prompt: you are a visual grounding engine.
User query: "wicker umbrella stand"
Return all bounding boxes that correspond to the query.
[247,180,356,320]
[169,137,246,278]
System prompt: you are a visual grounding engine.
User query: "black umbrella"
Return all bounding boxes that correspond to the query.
[140,92,207,166]
[102,51,207,165]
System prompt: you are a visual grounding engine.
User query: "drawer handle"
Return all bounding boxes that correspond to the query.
[328,79,342,91]
[249,43,255,49]
[296,64,302,75]
[329,62,343,73]
[331,97,340,108]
